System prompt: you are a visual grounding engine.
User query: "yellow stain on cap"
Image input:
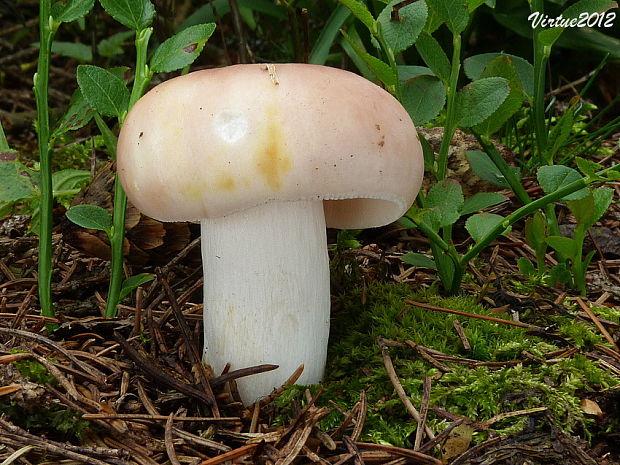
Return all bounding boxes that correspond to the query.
[215,175,236,192]
[183,183,205,200]
[256,106,292,191]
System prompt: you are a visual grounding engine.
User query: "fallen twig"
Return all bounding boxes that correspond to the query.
[576,297,619,351]
[404,300,538,328]
[377,337,435,441]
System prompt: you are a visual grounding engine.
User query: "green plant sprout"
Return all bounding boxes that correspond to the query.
[404,163,619,293]
[63,0,215,317]
[34,0,95,323]
[338,0,618,295]
[0,160,90,231]
[520,162,615,295]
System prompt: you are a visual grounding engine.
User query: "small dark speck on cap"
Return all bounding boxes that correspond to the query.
[139,132,144,138]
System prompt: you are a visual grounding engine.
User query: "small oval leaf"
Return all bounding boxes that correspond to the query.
[77,65,130,118]
[151,23,216,73]
[66,204,113,234]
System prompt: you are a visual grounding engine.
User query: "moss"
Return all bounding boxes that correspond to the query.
[276,282,619,447]
[13,359,57,386]
[0,402,89,439]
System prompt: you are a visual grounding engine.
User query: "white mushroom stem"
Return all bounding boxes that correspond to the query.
[200,199,330,404]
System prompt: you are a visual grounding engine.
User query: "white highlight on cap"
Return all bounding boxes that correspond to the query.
[213,111,248,144]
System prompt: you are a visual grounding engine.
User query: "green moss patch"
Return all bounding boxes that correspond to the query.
[277,283,619,447]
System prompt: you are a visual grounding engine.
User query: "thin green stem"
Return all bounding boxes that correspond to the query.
[374,22,400,99]
[105,176,128,317]
[128,28,154,111]
[406,217,451,252]
[104,28,153,318]
[35,0,56,321]
[475,133,532,205]
[460,171,612,265]
[530,0,549,162]
[572,226,586,295]
[436,33,461,180]
[0,119,10,151]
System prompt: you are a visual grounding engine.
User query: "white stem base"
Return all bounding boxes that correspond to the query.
[201,200,330,404]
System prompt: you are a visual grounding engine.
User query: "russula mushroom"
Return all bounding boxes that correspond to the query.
[117,63,424,403]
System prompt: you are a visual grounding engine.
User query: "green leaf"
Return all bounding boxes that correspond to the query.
[547,106,576,161]
[415,33,451,83]
[463,52,534,96]
[467,0,488,12]
[341,30,397,86]
[456,77,509,127]
[473,56,525,135]
[524,212,547,249]
[426,179,464,227]
[50,41,92,61]
[0,158,37,203]
[397,65,435,80]
[340,27,376,80]
[179,0,285,30]
[537,27,564,47]
[51,0,95,23]
[423,6,444,33]
[99,0,155,30]
[548,263,572,286]
[336,229,362,250]
[377,0,427,53]
[52,89,95,138]
[418,131,436,172]
[592,187,614,222]
[606,168,620,181]
[309,5,351,65]
[546,236,578,259]
[77,65,130,118]
[562,0,617,20]
[401,75,446,125]
[94,114,118,159]
[426,0,469,34]
[460,192,507,216]
[517,257,536,276]
[466,150,521,188]
[575,157,603,179]
[567,192,597,228]
[119,273,156,300]
[398,215,416,229]
[52,169,91,208]
[569,187,614,229]
[401,253,437,270]
[151,23,216,73]
[338,0,376,32]
[52,169,90,193]
[98,30,134,57]
[465,213,509,242]
[66,204,113,234]
[537,165,589,201]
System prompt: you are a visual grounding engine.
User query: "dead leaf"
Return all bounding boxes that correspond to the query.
[441,424,474,463]
[580,398,604,418]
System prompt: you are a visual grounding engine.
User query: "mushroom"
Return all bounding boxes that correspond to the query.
[117,63,424,403]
